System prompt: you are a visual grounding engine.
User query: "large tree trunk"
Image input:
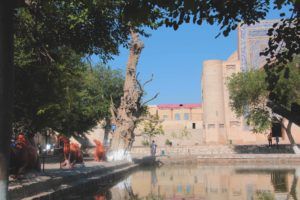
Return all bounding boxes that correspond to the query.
[0,1,14,199]
[282,120,300,154]
[107,30,144,162]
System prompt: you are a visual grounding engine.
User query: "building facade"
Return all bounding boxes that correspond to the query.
[133,104,204,147]
[148,104,203,130]
[202,20,300,144]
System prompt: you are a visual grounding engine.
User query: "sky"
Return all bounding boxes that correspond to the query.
[92,7,290,105]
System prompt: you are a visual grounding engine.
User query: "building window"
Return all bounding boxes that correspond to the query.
[208,124,215,129]
[175,113,180,120]
[219,124,225,128]
[192,123,196,129]
[184,113,189,120]
[203,125,205,129]
[162,115,168,120]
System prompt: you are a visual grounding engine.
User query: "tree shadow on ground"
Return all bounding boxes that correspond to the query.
[233,144,298,154]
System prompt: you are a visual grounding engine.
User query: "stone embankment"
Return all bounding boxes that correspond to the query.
[9,157,154,200]
[131,144,297,156]
[138,144,300,165]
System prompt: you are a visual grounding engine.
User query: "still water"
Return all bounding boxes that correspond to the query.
[69,164,300,200]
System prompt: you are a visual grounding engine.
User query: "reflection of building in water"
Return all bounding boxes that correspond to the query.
[129,165,300,200]
[271,171,289,193]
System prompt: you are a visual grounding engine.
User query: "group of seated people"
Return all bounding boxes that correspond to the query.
[10,132,106,178]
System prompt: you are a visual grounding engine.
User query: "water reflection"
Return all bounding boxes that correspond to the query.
[92,165,300,200]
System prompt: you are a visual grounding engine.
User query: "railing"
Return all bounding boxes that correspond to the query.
[39,147,64,172]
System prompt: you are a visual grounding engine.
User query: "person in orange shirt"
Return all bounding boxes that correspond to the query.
[94,139,105,161]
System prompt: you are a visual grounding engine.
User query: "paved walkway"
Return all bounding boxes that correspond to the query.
[8,156,154,199]
[9,160,123,190]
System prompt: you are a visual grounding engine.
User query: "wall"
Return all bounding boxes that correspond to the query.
[202,60,226,143]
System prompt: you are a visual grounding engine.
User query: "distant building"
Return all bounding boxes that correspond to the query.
[133,104,204,147]
[148,103,203,130]
[202,19,300,144]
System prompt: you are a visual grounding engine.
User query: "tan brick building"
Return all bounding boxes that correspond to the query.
[202,20,300,145]
[133,104,204,147]
[148,104,203,130]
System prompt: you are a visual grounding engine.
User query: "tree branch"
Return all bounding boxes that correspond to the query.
[267,101,300,126]
[143,74,154,87]
[142,93,159,106]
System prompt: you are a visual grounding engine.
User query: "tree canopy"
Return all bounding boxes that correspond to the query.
[227,56,300,132]
[141,113,164,141]
[14,0,164,63]
[14,41,124,135]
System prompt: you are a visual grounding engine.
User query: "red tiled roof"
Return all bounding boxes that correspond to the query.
[157,103,201,109]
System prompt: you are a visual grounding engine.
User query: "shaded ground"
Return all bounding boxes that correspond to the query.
[8,156,154,200]
[233,144,298,154]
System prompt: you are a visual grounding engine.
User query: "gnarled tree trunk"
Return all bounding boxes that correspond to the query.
[107,30,144,161]
[282,119,300,154]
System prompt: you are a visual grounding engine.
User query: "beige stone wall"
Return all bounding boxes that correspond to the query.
[221,52,260,144]
[202,60,226,143]
[133,105,204,147]
[147,105,203,131]
[201,53,261,144]
[201,50,300,145]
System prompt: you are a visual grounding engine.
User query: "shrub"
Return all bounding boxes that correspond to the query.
[142,140,149,146]
[165,139,172,146]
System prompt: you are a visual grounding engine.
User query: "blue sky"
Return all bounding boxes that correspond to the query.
[92,7,290,105]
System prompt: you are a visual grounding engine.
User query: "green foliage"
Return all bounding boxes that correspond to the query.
[144,193,165,200]
[13,44,124,135]
[142,140,150,146]
[142,113,164,140]
[56,64,124,135]
[14,1,163,62]
[227,57,300,132]
[171,131,177,138]
[165,139,172,146]
[255,191,274,200]
[227,69,271,132]
[13,2,129,135]
[270,56,300,108]
[180,127,191,138]
[227,70,268,117]
[17,1,299,64]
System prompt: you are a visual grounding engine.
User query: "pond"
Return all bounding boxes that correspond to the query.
[66,164,300,200]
